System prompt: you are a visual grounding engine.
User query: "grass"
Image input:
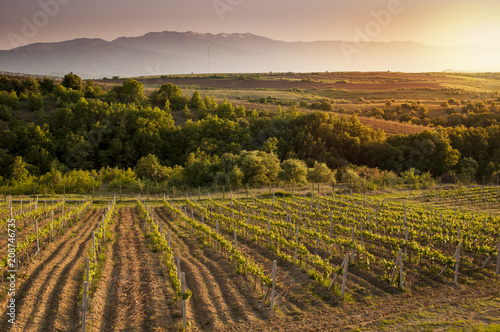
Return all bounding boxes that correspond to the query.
[363,294,500,331]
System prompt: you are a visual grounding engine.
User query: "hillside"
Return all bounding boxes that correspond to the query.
[1,31,500,78]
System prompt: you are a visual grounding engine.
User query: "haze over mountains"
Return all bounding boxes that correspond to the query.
[0,31,498,78]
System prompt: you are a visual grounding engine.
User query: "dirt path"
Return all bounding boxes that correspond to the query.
[0,207,100,332]
[89,207,175,331]
[157,207,269,331]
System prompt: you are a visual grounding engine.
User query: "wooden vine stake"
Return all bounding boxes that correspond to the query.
[341,253,349,300]
[329,210,333,238]
[294,227,299,263]
[82,281,88,332]
[390,249,404,289]
[215,220,219,251]
[35,219,40,255]
[181,272,187,330]
[270,260,277,310]
[328,253,349,292]
[92,231,96,261]
[51,210,54,241]
[454,243,461,284]
[176,256,182,308]
[404,226,408,260]
[480,239,500,271]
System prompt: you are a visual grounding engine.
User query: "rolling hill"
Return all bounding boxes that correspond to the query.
[0,31,498,78]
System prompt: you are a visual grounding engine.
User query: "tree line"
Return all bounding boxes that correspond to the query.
[0,73,499,194]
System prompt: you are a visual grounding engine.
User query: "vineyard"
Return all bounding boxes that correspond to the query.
[0,186,498,331]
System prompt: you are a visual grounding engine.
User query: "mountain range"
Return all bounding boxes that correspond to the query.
[0,31,498,78]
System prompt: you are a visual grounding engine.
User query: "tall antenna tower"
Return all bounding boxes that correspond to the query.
[208,46,211,74]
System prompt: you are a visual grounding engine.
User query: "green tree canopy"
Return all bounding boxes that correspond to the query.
[62,72,83,91]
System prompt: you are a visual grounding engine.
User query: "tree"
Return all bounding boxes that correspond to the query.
[120,79,145,104]
[61,72,83,91]
[159,83,182,99]
[28,93,44,111]
[10,156,29,184]
[308,161,336,183]
[457,157,478,180]
[229,165,244,188]
[40,77,55,94]
[262,137,279,154]
[84,80,103,98]
[279,158,308,184]
[240,150,281,185]
[217,99,235,119]
[189,91,203,109]
[135,154,169,182]
[182,105,192,119]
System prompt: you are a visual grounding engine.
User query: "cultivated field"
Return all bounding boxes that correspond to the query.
[0,186,498,331]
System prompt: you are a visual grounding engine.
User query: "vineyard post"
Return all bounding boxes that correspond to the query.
[398,249,404,289]
[267,218,271,246]
[86,257,90,286]
[454,243,461,284]
[341,253,349,300]
[329,210,333,238]
[176,256,181,281]
[350,228,355,263]
[181,272,187,330]
[51,210,54,241]
[315,220,319,252]
[404,226,408,260]
[82,281,87,332]
[92,232,95,261]
[167,229,171,248]
[294,227,299,263]
[215,220,219,251]
[270,260,277,310]
[360,218,364,245]
[35,219,39,254]
[234,230,237,249]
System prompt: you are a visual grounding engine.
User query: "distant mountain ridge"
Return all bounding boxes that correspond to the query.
[0,31,498,78]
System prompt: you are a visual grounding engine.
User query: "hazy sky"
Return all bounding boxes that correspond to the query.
[1,0,499,50]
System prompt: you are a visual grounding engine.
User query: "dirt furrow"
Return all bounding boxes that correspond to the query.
[0,207,98,331]
[91,207,175,331]
[158,207,269,331]
[45,209,104,331]
[131,207,176,331]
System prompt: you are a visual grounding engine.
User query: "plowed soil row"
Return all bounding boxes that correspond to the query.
[156,207,271,331]
[0,207,101,331]
[167,203,500,331]
[88,207,177,331]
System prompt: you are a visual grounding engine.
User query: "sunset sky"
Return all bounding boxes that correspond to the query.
[1,0,499,51]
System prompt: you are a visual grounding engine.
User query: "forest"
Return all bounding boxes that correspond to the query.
[0,72,499,194]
